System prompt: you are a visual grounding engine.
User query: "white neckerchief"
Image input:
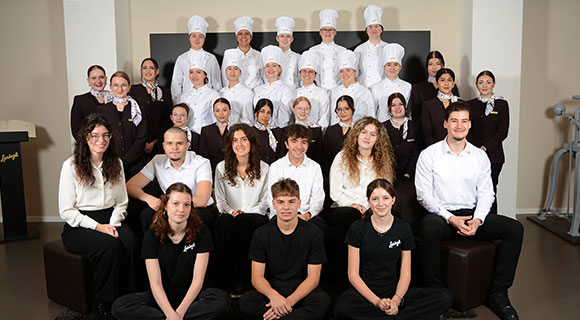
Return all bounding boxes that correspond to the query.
[295,119,319,128]
[437,91,458,103]
[254,122,277,152]
[216,121,230,131]
[89,88,113,103]
[141,80,163,102]
[113,96,142,126]
[478,94,504,116]
[390,117,409,139]
[338,121,352,128]
[179,126,193,145]
[427,75,436,83]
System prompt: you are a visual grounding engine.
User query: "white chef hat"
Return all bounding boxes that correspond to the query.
[364,5,383,28]
[261,45,283,67]
[337,50,358,72]
[188,50,209,73]
[187,15,209,36]
[382,43,405,66]
[275,16,295,36]
[222,49,243,70]
[319,9,338,29]
[234,16,254,35]
[298,51,319,73]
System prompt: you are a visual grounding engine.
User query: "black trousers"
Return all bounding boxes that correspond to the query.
[111,288,230,320]
[334,287,453,320]
[420,210,523,293]
[490,163,504,215]
[213,213,268,290]
[239,286,331,320]
[61,208,137,302]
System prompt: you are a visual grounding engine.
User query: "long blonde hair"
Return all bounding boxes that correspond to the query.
[340,117,395,184]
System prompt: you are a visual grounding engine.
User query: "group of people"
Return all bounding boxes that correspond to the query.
[60,5,522,320]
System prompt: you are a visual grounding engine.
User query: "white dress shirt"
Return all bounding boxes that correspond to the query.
[371,77,412,122]
[329,150,381,209]
[253,80,295,128]
[219,82,254,125]
[59,157,127,229]
[140,151,214,206]
[329,82,376,125]
[354,40,388,87]
[222,47,264,90]
[171,48,222,103]
[414,139,494,223]
[178,84,220,134]
[214,160,269,215]
[295,84,331,128]
[267,154,325,219]
[308,42,347,89]
[280,49,300,89]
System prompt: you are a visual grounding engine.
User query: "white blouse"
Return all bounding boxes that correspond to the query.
[329,150,379,209]
[214,160,269,215]
[371,77,412,122]
[58,157,127,229]
[179,84,220,134]
[295,84,331,128]
[222,47,264,90]
[171,48,222,103]
[308,42,347,90]
[329,82,376,125]
[219,82,254,125]
[253,80,295,128]
[354,40,388,88]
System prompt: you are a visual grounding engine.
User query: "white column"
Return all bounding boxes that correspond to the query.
[469,0,524,218]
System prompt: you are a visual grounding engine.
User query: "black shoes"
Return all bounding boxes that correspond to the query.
[95,299,114,320]
[487,292,519,320]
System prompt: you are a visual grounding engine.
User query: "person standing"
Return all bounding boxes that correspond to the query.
[355,5,388,88]
[219,49,255,125]
[295,51,331,128]
[308,9,346,90]
[275,16,300,89]
[222,16,263,90]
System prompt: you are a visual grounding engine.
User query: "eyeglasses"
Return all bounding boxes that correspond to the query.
[320,28,335,33]
[89,133,112,141]
[336,107,352,113]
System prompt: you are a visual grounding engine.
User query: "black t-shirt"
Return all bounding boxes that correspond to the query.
[249,218,326,288]
[345,216,415,298]
[142,226,213,306]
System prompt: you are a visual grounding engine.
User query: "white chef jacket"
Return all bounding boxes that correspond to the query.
[178,84,220,134]
[371,77,412,122]
[253,80,295,128]
[354,40,388,88]
[221,47,264,90]
[295,84,331,128]
[219,82,254,125]
[171,48,222,103]
[329,82,376,125]
[308,42,347,90]
[280,49,300,89]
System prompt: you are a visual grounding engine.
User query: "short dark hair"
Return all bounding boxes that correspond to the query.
[426,50,445,69]
[271,178,300,199]
[444,100,471,121]
[435,68,455,82]
[284,124,312,145]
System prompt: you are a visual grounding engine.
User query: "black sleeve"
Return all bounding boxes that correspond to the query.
[248,226,267,263]
[400,220,416,251]
[141,229,160,259]
[308,225,327,264]
[195,226,213,253]
[344,220,363,248]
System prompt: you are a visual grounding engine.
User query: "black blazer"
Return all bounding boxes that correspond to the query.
[279,126,324,165]
[70,92,104,139]
[322,124,350,176]
[468,98,509,164]
[129,84,172,143]
[384,120,420,177]
[252,126,284,165]
[199,123,228,175]
[410,80,459,123]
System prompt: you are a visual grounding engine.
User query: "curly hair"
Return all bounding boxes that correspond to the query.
[340,116,395,184]
[73,113,122,186]
[222,123,262,187]
[150,183,202,244]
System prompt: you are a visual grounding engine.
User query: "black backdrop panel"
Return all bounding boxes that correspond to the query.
[150,31,429,88]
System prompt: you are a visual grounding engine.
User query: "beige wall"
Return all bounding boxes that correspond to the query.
[518,0,580,212]
[0,0,70,220]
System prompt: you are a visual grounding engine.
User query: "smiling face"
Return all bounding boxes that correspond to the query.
[293,100,311,122]
[273,195,301,222]
[86,125,111,156]
[255,105,272,126]
[300,68,316,86]
[339,68,356,86]
[264,62,282,82]
[384,61,401,80]
[236,29,252,48]
[276,33,294,50]
[444,110,471,141]
[189,68,206,88]
[427,57,443,77]
[336,100,353,123]
[389,97,406,119]
[368,187,395,217]
[366,24,382,40]
[188,32,205,50]
[285,135,309,163]
[319,27,336,43]
[226,65,241,82]
[170,106,189,128]
[357,123,378,152]
[141,60,159,83]
[437,73,455,95]
[476,75,495,98]
[232,129,251,158]
[165,191,192,225]
[87,68,107,92]
[110,76,130,98]
[213,101,231,123]
[163,131,189,161]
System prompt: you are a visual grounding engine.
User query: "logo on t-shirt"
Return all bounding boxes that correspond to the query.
[389,239,401,249]
[183,243,195,252]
